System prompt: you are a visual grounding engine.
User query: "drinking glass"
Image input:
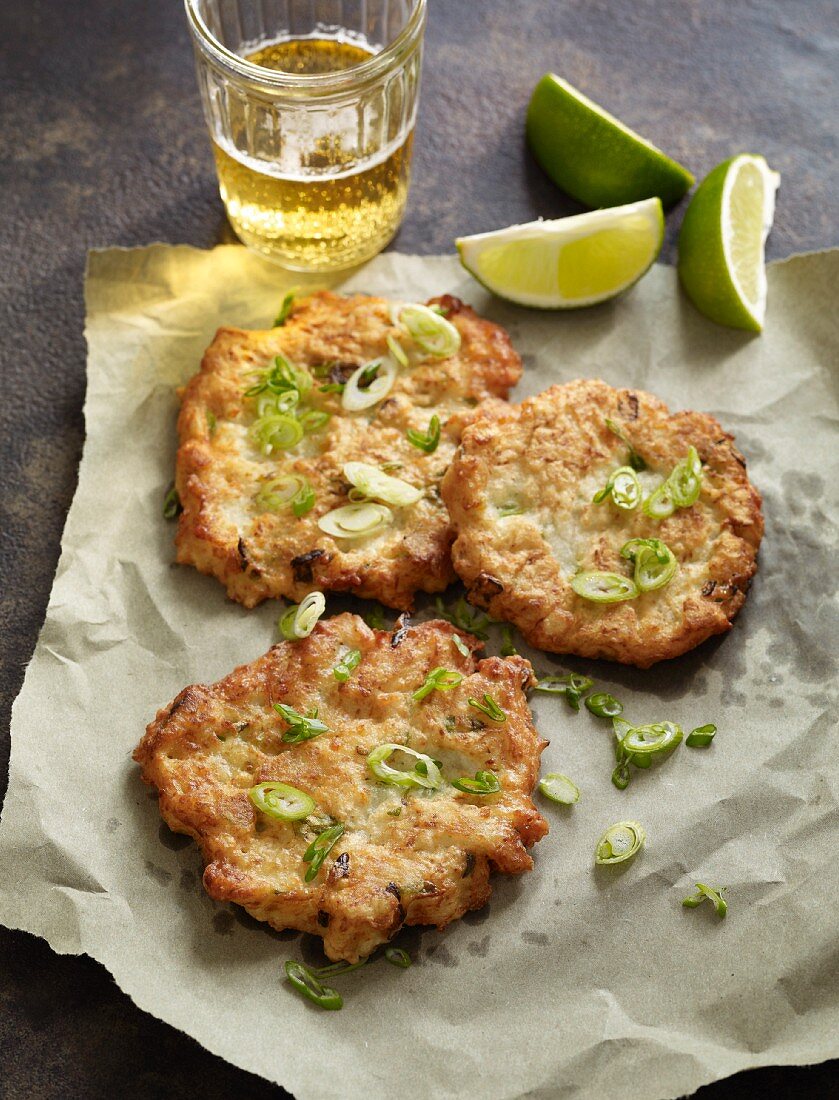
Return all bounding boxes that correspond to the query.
[184,0,426,271]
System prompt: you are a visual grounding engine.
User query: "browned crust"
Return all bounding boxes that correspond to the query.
[174,292,522,610]
[134,615,548,962]
[441,379,764,668]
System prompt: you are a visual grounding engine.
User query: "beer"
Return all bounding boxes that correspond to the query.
[212,38,414,270]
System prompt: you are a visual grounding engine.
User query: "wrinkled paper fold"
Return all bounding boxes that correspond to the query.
[1,245,837,1100]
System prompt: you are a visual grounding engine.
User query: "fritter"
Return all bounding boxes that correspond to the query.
[174,291,521,610]
[441,379,764,668]
[134,615,548,963]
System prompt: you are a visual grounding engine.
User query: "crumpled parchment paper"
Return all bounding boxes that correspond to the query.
[1,244,837,1100]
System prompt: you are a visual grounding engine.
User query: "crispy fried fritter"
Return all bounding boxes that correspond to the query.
[441,380,764,668]
[174,292,521,610]
[134,616,548,962]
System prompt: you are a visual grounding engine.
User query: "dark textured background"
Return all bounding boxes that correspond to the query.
[1,1,837,1096]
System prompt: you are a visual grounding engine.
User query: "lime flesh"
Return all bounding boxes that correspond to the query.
[678,154,779,332]
[526,73,694,209]
[456,198,664,309]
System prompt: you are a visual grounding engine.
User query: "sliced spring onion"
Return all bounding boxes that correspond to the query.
[249,781,315,822]
[384,946,412,968]
[642,479,677,519]
[398,303,461,358]
[273,701,329,743]
[500,624,518,657]
[605,418,646,471]
[621,537,678,592]
[245,354,311,400]
[342,356,398,412]
[612,716,634,741]
[273,290,295,327]
[343,461,423,507]
[364,604,387,630]
[669,446,702,507]
[592,466,641,510]
[249,412,304,454]
[497,502,525,517]
[571,571,639,603]
[162,484,181,520]
[434,596,491,640]
[682,882,728,918]
[386,333,409,368]
[297,409,331,434]
[686,723,717,748]
[318,502,392,540]
[412,666,464,702]
[468,694,506,723]
[255,474,316,517]
[367,744,443,790]
[533,673,593,711]
[621,721,683,757]
[585,692,623,718]
[284,960,342,1010]
[302,823,345,882]
[595,821,646,865]
[452,770,501,795]
[611,760,632,790]
[333,648,362,683]
[279,592,326,640]
[539,772,580,804]
[451,633,470,658]
[406,414,441,454]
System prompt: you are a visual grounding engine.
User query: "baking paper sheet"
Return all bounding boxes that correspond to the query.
[1,245,837,1100]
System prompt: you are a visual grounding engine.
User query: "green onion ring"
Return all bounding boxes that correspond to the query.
[367,744,443,790]
[539,772,580,804]
[451,770,501,795]
[467,694,507,723]
[621,721,683,756]
[284,960,343,1010]
[412,666,464,702]
[585,692,623,718]
[669,446,703,507]
[386,334,409,367]
[406,414,441,454]
[682,882,727,918]
[249,781,316,822]
[249,412,304,454]
[642,480,677,519]
[571,571,639,603]
[384,946,412,968]
[593,466,641,510]
[318,502,392,540]
[398,303,461,358]
[343,461,423,506]
[451,634,470,658]
[595,821,646,865]
[342,356,397,412]
[533,673,593,711]
[302,823,345,883]
[279,592,326,640]
[333,648,362,682]
[686,723,717,747]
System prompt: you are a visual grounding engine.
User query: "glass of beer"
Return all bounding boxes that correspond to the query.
[184,0,426,271]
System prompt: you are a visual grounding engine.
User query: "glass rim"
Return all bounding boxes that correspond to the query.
[184,0,427,90]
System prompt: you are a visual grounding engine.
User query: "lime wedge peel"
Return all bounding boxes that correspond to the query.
[678,154,779,332]
[526,73,694,209]
[456,198,664,310]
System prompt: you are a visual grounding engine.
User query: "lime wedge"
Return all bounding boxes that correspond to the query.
[456,199,664,309]
[526,73,694,209]
[678,154,779,332]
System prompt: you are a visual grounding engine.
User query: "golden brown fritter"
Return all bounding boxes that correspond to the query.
[134,615,548,962]
[174,292,521,610]
[441,380,764,668]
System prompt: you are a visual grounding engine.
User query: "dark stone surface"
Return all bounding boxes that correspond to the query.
[0,1,836,1096]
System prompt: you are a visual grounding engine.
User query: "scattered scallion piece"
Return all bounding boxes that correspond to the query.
[682,882,727,918]
[406,414,441,454]
[318,502,392,540]
[595,821,646,866]
[669,446,702,507]
[686,723,717,747]
[297,409,330,434]
[386,333,409,368]
[364,604,387,630]
[249,411,305,454]
[302,823,345,882]
[434,596,491,640]
[342,356,397,411]
[452,770,501,795]
[497,502,525,517]
[273,290,295,327]
[333,648,362,683]
[621,538,678,592]
[451,633,470,658]
[571,571,639,603]
[249,781,315,822]
[273,702,329,744]
[367,744,443,790]
[384,946,412,968]
[398,303,461,358]
[343,461,423,506]
[621,722,683,757]
[533,673,593,711]
[412,666,464,702]
[585,692,623,718]
[592,466,641,510]
[284,960,343,1010]
[255,474,316,517]
[162,484,181,520]
[279,592,326,640]
[499,625,518,657]
[605,418,646,471]
[539,773,580,805]
[468,694,506,723]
